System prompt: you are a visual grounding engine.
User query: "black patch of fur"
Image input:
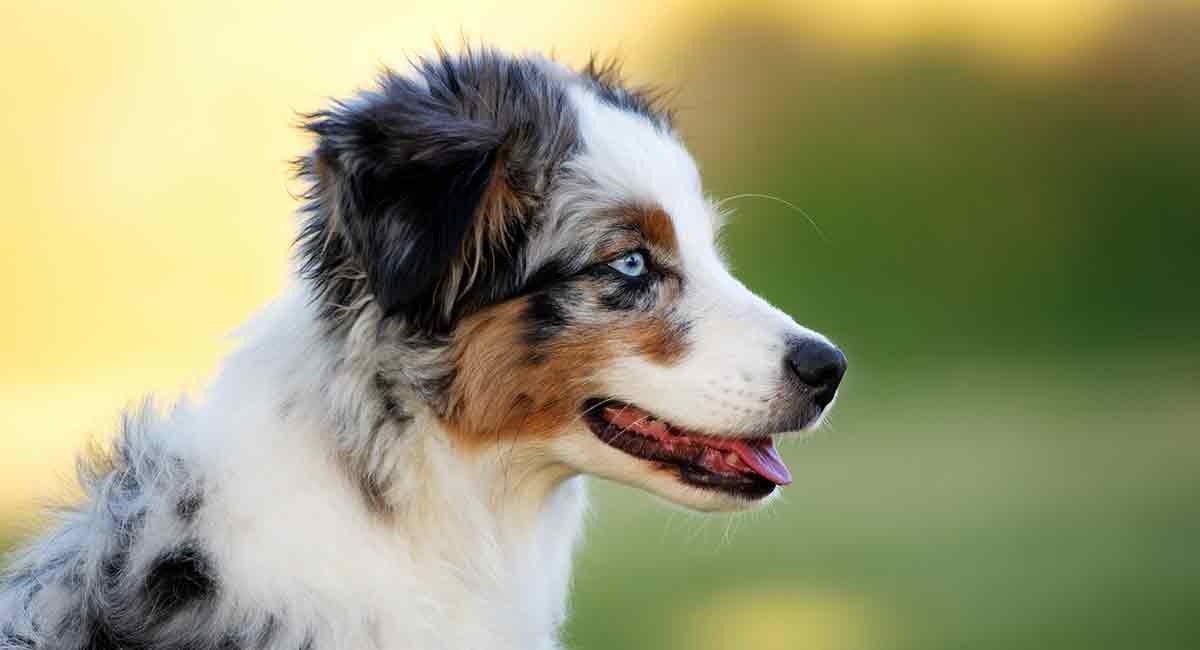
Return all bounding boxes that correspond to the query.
[295,46,578,334]
[143,543,216,616]
[452,214,535,320]
[518,257,599,352]
[522,258,576,294]
[524,290,571,347]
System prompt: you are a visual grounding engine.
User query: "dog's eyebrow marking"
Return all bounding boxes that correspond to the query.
[587,205,679,265]
[628,206,678,255]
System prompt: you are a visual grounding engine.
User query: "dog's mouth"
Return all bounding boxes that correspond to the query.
[583,399,792,500]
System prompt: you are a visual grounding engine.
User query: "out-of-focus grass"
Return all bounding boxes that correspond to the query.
[567,355,1200,650]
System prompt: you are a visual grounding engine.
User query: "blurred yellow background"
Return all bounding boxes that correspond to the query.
[2,2,1198,649]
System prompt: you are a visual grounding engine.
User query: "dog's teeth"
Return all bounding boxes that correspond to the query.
[725,451,741,467]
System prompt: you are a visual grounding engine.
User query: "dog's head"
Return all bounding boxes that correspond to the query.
[298,48,845,512]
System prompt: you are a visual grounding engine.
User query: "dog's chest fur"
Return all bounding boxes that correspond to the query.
[0,289,588,650]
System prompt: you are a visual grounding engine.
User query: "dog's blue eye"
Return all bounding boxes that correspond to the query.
[609,251,647,277]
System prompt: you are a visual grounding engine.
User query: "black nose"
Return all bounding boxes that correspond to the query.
[786,339,847,408]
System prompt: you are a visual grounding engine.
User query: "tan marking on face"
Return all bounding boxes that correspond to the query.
[594,231,644,262]
[592,204,679,264]
[623,315,689,365]
[443,204,690,446]
[630,206,678,256]
[444,297,609,446]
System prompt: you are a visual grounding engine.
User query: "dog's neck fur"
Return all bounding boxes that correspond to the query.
[182,285,588,648]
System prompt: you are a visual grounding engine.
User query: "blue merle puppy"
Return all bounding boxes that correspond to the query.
[0,47,845,650]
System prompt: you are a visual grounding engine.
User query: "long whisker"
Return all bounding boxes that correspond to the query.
[558,393,680,459]
[571,398,656,451]
[575,397,617,422]
[717,192,827,242]
[607,414,654,450]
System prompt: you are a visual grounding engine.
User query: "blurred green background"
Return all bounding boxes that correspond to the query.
[2,2,1198,649]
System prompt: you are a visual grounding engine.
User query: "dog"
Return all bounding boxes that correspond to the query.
[0,47,846,649]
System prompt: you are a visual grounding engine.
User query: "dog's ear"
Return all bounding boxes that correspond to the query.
[301,71,504,323]
[298,63,528,331]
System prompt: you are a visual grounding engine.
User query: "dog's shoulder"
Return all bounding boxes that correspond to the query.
[0,402,274,649]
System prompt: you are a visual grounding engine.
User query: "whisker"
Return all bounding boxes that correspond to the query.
[717,192,827,242]
[572,397,618,425]
[607,413,654,450]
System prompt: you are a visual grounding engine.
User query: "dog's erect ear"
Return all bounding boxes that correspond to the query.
[296,53,575,332]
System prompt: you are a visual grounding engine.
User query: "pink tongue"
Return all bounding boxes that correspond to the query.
[601,405,793,485]
[729,439,793,486]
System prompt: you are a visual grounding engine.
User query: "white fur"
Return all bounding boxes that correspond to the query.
[544,84,832,512]
[161,287,586,649]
